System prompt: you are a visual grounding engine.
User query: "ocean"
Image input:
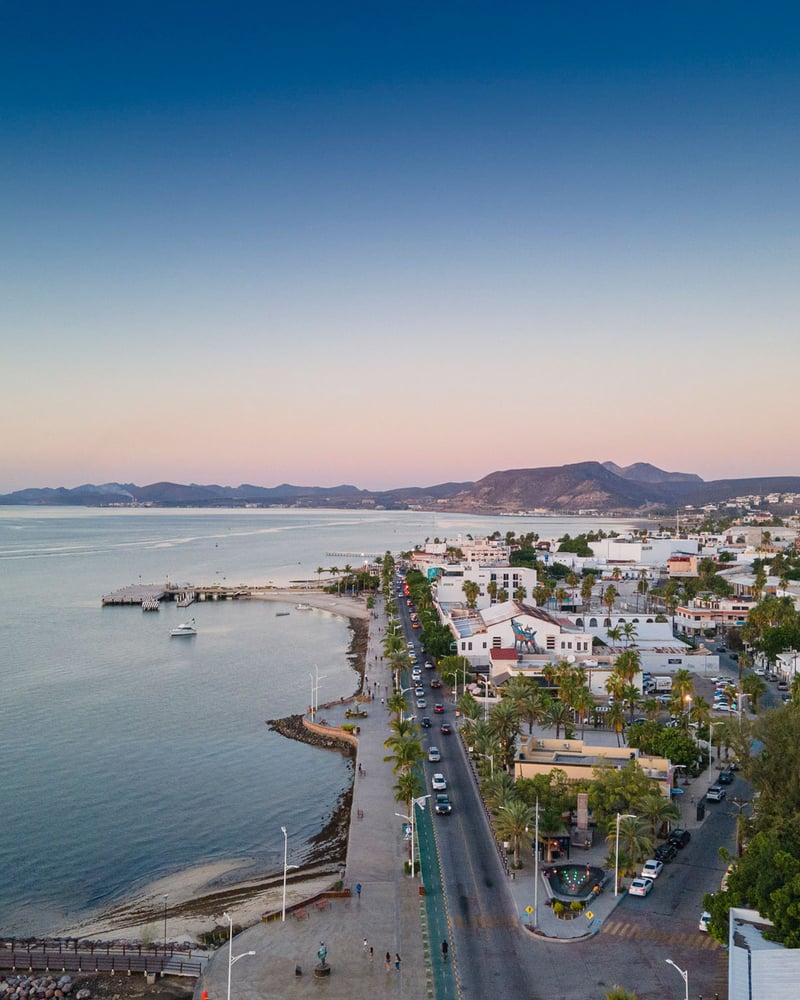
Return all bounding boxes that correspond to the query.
[0,506,636,935]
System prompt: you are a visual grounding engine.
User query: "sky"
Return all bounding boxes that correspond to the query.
[2,1,799,493]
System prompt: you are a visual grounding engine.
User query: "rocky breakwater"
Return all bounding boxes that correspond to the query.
[0,976,86,1000]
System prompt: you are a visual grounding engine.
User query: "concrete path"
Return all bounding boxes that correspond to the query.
[195,595,429,1000]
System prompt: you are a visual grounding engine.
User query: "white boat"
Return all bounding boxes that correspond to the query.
[170,618,197,637]
[295,603,312,611]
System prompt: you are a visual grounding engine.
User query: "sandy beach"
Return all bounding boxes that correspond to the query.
[55,588,370,945]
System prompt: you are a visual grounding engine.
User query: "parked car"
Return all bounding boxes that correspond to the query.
[718,769,734,784]
[706,785,726,802]
[699,910,711,932]
[434,793,452,815]
[628,877,654,897]
[641,859,664,880]
[668,828,691,848]
[654,842,678,863]
[428,746,441,762]
[431,773,446,791]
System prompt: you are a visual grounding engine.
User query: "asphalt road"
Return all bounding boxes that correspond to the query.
[396,591,741,998]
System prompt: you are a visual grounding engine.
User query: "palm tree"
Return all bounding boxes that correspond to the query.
[621,621,638,647]
[497,587,509,603]
[394,768,424,813]
[481,771,517,810]
[387,690,409,719]
[487,580,498,604]
[580,572,596,610]
[495,799,536,868]
[641,696,660,721]
[542,699,573,740]
[636,791,680,839]
[571,685,595,739]
[607,702,627,747]
[614,647,641,683]
[603,585,618,618]
[672,668,695,702]
[741,673,766,711]
[606,814,652,874]
[611,566,623,582]
[487,698,522,768]
[514,584,527,602]
[555,587,568,609]
[689,695,711,730]
[620,682,640,724]
[502,675,548,734]
[463,579,480,608]
[383,732,424,773]
[606,625,622,648]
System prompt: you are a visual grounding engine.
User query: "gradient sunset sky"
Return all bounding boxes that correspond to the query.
[3,2,799,492]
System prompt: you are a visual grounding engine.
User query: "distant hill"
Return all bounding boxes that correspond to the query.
[2,463,799,513]
[601,461,703,485]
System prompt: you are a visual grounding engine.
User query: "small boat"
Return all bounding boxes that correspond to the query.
[170,618,197,637]
[295,603,312,611]
[276,611,290,617]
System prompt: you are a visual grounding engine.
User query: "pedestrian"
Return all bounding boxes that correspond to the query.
[356,882,362,899]
[395,953,401,972]
[442,939,448,961]
[363,937,368,953]
[385,952,391,971]
[369,945,374,961]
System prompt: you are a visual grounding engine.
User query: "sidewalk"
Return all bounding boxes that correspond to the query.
[194,595,430,1000]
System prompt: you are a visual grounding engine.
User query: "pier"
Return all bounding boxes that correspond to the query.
[0,939,206,978]
[101,583,257,607]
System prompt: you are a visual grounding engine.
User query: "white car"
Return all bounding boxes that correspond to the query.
[628,877,654,897]
[641,859,664,880]
[432,773,447,791]
[428,746,441,763]
[699,910,711,932]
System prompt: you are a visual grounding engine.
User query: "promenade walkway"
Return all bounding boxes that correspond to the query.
[194,595,430,1000]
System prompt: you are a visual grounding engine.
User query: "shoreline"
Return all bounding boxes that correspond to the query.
[53,591,371,945]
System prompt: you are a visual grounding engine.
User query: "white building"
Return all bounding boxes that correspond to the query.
[728,907,800,1000]
[434,563,538,611]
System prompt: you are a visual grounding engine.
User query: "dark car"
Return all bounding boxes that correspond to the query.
[718,769,734,784]
[654,842,678,863]
[420,717,432,728]
[668,828,691,848]
[429,678,443,688]
[434,793,452,815]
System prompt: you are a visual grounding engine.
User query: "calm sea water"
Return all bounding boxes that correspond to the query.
[0,506,636,935]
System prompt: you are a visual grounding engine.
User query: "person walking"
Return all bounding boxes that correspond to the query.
[395,953,401,972]
[385,952,391,972]
[363,937,368,953]
[442,939,448,961]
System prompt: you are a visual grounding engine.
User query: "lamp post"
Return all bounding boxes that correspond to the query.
[163,894,168,955]
[396,795,429,880]
[707,722,724,781]
[281,826,300,921]
[614,812,637,896]
[222,911,255,1000]
[533,798,540,930]
[475,751,494,778]
[665,958,688,1000]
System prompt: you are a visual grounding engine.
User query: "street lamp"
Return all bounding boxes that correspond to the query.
[707,721,724,781]
[396,795,429,880]
[614,812,637,897]
[473,751,494,778]
[222,911,255,1000]
[281,826,300,921]
[163,894,168,955]
[665,958,688,1000]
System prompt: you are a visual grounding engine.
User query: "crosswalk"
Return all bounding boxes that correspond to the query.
[601,918,722,951]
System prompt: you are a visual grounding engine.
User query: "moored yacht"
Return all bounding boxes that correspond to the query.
[170,618,197,637]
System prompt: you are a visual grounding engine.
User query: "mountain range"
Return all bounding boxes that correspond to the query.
[2,462,799,514]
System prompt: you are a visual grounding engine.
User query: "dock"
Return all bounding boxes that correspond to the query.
[102,583,257,607]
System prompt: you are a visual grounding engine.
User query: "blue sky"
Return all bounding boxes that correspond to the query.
[3,2,799,491]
